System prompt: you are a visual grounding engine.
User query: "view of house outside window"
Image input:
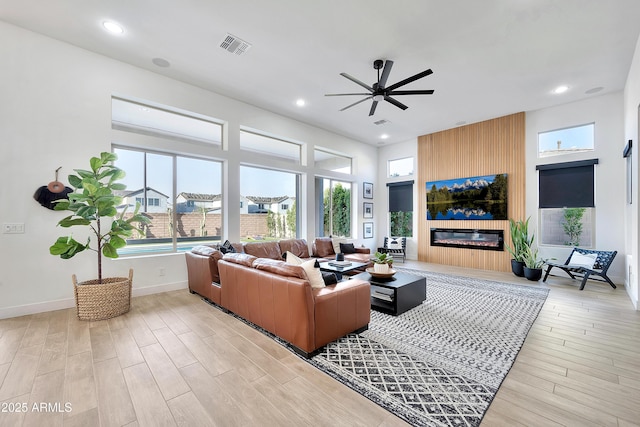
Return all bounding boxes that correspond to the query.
[240,165,298,241]
[113,147,222,254]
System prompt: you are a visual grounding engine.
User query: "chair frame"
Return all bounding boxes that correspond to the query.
[381,237,406,263]
[542,247,617,290]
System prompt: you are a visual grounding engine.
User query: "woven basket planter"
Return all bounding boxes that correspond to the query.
[72,269,133,321]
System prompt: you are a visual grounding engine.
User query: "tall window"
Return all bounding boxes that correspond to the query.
[537,159,597,247]
[240,166,299,240]
[388,181,413,237]
[315,178,351,237]
[113,147,222,254]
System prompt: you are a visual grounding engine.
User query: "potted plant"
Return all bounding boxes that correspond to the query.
[372,251,394,273]
[504,217,534,277]
[521,244,545,281]
[50,152,149,320]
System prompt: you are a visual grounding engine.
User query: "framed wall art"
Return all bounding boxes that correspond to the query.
[363,202,373,218]
[363,222,373,239]
[363,182,373,199]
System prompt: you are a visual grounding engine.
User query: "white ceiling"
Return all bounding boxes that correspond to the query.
[2,0,640,145]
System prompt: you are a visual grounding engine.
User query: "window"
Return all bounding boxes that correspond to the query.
[314,148,352,174]
[388,157,414,177]
[114,147,222,254]
[388,181,413,237]
[316,178,351,237]
[112,97,222,147]
[240,166,299,240]
[240,130,301,164]
[281,204,289,210]
[537,159,597,247]
[538,123,594,158]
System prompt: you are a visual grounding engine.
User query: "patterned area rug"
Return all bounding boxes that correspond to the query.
[305,269,549,427]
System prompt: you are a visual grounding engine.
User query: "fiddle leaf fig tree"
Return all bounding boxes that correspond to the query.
[49,152,150,283]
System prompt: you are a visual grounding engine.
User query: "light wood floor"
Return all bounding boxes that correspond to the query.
[1,262,639,426]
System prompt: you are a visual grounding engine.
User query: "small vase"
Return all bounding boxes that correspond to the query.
[374,263,390,274]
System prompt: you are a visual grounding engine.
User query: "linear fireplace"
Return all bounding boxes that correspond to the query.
[430,228,504,251]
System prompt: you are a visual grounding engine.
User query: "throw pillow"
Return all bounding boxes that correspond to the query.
[321,272,338,286]
[387,238,402,250]
[219,240,236,254]
[300,259,325,289]
[331,237,347,254]
[284,251,303,266]
[569,251,597,268]
[339,242,356,254]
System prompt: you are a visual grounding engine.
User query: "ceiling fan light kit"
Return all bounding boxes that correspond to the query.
[326,59,434,116]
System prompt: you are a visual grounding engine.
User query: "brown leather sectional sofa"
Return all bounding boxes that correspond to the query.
[185,238,372,356]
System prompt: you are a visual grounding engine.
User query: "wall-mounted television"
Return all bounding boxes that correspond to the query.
[426,173,508,220]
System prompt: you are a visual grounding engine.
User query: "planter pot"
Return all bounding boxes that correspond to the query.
[72,269,133,321]
[374,263,390,274]
[523,267,543,281]
[511,259,525,277]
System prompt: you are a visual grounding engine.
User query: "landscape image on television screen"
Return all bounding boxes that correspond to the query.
[426,173,508,220]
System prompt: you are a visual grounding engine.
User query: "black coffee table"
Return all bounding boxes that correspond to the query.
[350,271,426,315]
[319,261,369,280]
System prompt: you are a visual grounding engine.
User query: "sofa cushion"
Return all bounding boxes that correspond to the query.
[279,239,310,258]
[243,241,282,259]
[314,238,335,257]
[253,258,307,279]
[222,252,257,267]
[190,245,223,283]
[339,242,356,254]
[331,237,347,254]
[300,259,325,289]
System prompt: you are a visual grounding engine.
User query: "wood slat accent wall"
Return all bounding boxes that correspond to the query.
[417,112,525,271]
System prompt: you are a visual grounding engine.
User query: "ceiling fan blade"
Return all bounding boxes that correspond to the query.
[384,96,408,110]
[340,73,374,92]
[369,100,378,116]
[387,89,435,95]
[378,60,394,88]
[340,96,373,111]
[325,93,372,96]
[385,69,433,91]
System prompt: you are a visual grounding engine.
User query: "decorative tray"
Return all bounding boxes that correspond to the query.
[366,267,396,278]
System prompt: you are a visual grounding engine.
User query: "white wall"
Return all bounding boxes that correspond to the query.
[525,92,627,286]
[0,22,377,318]
[623,33,640,309]
[376,139,418,259]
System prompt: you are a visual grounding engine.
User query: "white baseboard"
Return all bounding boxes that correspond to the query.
[0,281,188,320]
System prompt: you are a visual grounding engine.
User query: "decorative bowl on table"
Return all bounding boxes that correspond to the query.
[366,267,396,279]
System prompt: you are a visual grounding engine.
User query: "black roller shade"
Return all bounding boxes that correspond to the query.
[388,180,413,212]
[537,159,597,208]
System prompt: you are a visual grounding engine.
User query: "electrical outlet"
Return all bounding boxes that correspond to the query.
[3,223,25,234]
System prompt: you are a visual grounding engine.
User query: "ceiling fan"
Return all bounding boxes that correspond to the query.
[325,59,434,116]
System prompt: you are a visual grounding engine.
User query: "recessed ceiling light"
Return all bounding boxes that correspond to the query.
[380,134,389,139]
[103,21,124,34]
[553,85,569,94]
[296,99,306,107]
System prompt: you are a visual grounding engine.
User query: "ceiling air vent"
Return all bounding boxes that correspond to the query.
[220,34,251,55]
[373,119,390,126]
